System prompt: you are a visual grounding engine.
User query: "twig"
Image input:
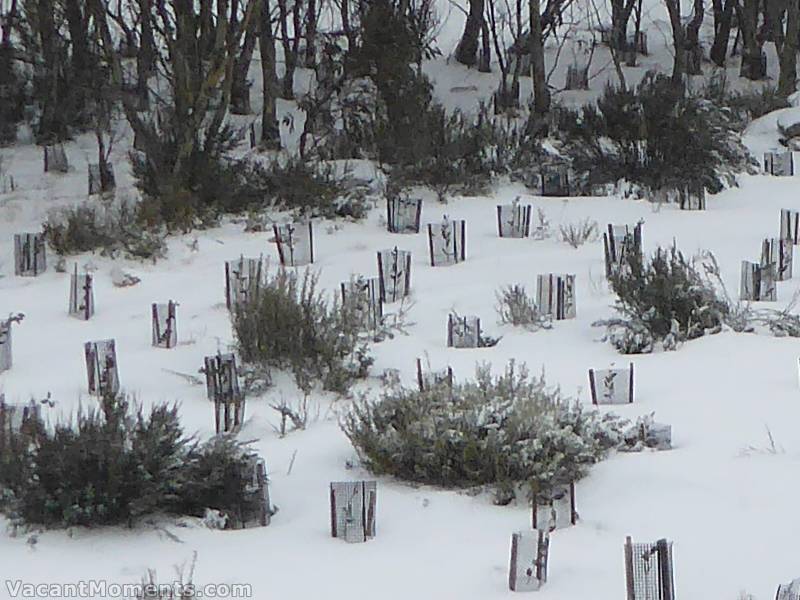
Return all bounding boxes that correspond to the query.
[161,369,205,385]
[287,449,298,475]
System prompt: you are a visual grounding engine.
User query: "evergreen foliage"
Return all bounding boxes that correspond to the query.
[597,245,728,353]
[557,72,752,193]
[0,394,259,528]
[42,201,166,259]
[342,361,622,500]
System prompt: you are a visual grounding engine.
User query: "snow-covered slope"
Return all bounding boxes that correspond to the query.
[2,120,800,599]
[3,0,800,595]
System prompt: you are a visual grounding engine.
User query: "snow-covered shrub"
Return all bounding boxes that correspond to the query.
[232,268,372,394]
[342,361,623,500]
[596,245,727,353]
[43,200,166,260]
[0,394,261,528]
[557,72,751,193]
[559,218,599,248]
[495,285,552,331]
[618,413,672,451]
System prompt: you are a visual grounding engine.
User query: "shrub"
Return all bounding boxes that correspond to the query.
[560,218,599,248]
[175,435,263,526]
[0,394,261,528]
[387,103,545,200]
[495,285,551,331]
[342,361,623,499]
[42,200,166,260]
[232,268,373,394]
[557,72,751,193]
[130,120,242,231]
[701,252,800,338]
[596,245,728,353]
[135,147,368,231]
[703,72,789,123]
[243,158,370,220]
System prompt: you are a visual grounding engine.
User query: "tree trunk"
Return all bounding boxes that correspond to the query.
[685,0,704,74]
[478,17,491,71]
[36,0,69,141]
[304,0,317,67]
[455,0,485,66]
[341,0,357,52]
[231,3,261,114]
[529,0,549,114]
[763,0,782,45]
[278,0,300,99]
[665,0,687,84]
[610,0,637,51]
[737,0,767,79]
[1,0,17,47]
[710,0,735,66]
[779,0,799,95]
[64,0,89,80]
[260,0,282,148]
[138,0,156,86]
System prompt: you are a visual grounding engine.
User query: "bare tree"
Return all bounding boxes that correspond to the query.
[530,0,550,113]
[0,0,21,141]
[455,0,485,66]
[609,0,637,53]
[778,0,799,95]
[277,0,304,98]
[710,0,736,66]
[1,0,19,47]
[664,0,687,83]
[685,0,704,74]
[588,0,626,89]
[304,0,318,67]
[259,0,282,148]
[64,0,92,119]
[736,0,767,79]
[90,0,260,193]
[486,0,525,111]
[231,0,263,113]
[23,0,72,141]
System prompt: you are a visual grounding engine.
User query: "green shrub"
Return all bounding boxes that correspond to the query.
[389,104,543,200]
[342,361,622,499]
[42,200,166,260]
[239,158,369,220]
[232,268,372,394]
[134,145,367,231]
[598,245,728,353]
[175,435,263,526]
[557,72,751,193]
[130,122,241,231]
[0,394,261,528]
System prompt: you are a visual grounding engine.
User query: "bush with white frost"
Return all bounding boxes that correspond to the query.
[495,285,551,331]
[342,361,623,501]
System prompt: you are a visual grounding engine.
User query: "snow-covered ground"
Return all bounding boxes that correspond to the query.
[3,0,800,597]
[2,116,800,599]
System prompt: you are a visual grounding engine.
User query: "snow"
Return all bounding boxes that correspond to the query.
[2,5,800,600]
